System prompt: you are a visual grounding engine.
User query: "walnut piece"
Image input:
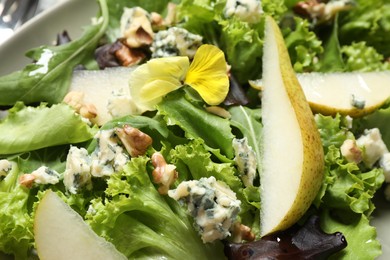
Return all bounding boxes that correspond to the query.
[231,222,256,243]
[115,125,152,157]
[115,42,146,67]
[19,174,36,188]
[151,152,178,195]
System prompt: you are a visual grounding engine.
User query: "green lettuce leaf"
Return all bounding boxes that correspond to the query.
[339,0,390,57]
[157,90,235,159]
[228,105,262,174]
[86,156,225,259]
[0,0,109,106]
[0,103,96,155]
[282,16,323,72]
[341,42,390,72]
[320,209,382,260]
[0,163,34,259]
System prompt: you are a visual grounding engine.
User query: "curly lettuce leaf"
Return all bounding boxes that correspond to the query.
[282,16,324,72]
[86,156,225,259]
[313,114,384,259]
[169,138,259,235]
[218,17,264,83]
[0,103,96,155]
[0,163,34,259]
[0,0,109,106]
[341,42,390,72]
[339,0,390,57]
[319,145,384,215]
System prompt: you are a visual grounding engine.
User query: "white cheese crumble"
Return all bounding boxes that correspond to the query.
[356,128,389,168]
[232,138,257,187]
[107,89,141,118]
[0,159,12,177]
[151,27,203,58]
[31,166,60,185]
[224,0,263,24]
[64,146,92,194]
[168,176,241,243]
[380,153,390,183]
[90,129,130,177]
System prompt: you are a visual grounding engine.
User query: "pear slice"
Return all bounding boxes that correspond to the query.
[260,16,324,236]
[69,67,136,125]
[297,71,390,117]
[34,190,127,260]
[251,71,390,117]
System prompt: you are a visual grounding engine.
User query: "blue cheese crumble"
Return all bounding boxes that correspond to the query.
[90,129,130,177]
[31,166,60,185]
[356,128,389,168]
[151,27,203,58]
[64,146,92,194]
[168,176,241,243]
[107,89,141,118]
[0,159,12,178]
[224,0,263,24]
[233,138,257,187]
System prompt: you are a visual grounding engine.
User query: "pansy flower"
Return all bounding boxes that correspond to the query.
[129,44,229,112]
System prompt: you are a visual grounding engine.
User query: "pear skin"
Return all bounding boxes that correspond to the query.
[260,16,324,236]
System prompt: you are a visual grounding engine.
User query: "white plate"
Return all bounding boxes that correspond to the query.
[0,0,98,76]
[0,0,389,259]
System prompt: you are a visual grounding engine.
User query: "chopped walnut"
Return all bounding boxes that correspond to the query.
[115,42,146,67]
[79,103,97,119]
[63,91,84,111]
[64,91,97,119]
[19,174,35,188]
[340,139,363,164]
[151,152,178,195]
[294,0,354,24]
[120,7,154,48]
[115,125,152,157]
[231,222,255,243]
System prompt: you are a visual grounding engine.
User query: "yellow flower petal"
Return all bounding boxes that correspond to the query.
[129,56,190,111]
[184,44,229,105]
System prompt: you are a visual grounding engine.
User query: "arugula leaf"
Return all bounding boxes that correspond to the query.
[0,103,96,155]
[157,90,235,158]
[0,0,109,106]
[319,15,345,72]
[228,105,263,174]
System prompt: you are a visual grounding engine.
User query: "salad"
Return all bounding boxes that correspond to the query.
[1,0,390,259]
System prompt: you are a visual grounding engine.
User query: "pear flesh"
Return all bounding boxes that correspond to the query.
[297,71,390,117]
[260,16,324,236]
[251,71,390,117]
[69,67,135,125]
[34,190,127,260]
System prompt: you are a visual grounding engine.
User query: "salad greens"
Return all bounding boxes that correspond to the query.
[0,0,390,259]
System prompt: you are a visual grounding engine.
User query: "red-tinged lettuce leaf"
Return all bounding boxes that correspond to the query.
[0,0,109,106]
[0,103,96,155]
[224,215,347,259]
